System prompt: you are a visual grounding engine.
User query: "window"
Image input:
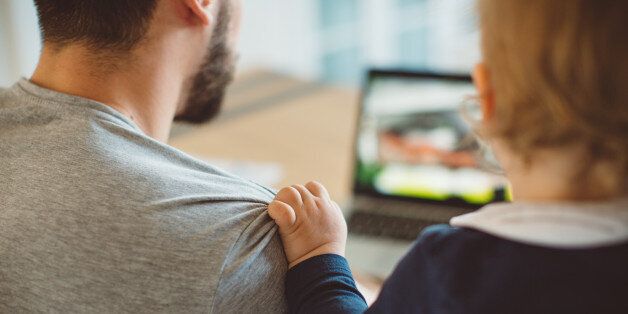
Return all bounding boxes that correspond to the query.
[319,0,359,29]
[398,28,429,68]
[322,46,362,84]
[397,0,427,8]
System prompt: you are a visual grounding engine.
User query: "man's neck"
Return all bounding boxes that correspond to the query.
[30,44,184,142]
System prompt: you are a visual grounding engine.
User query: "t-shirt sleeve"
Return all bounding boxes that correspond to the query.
[285,254,368,314]
[210,211,288,313]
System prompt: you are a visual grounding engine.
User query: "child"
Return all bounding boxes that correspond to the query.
[268,0,628,313]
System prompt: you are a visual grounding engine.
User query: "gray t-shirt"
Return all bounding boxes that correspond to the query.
[0,79,288,313]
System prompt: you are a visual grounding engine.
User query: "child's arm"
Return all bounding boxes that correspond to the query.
[268,181,368,313]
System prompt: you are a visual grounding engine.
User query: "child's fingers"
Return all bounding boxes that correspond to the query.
[275,186,303,209]
[292,184,317,209]
[332,201,347,227]
[268,200,297,231]
[305,181,330,199]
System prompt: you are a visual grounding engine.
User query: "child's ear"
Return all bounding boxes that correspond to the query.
[182,0,213,26]
[473,63,496,123]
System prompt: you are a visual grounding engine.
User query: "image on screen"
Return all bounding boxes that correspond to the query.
[354,74,510,206]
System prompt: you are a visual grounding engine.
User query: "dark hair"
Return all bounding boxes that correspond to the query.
[33,0,158,51]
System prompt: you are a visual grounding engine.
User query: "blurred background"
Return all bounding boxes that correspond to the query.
[0,0,478,87]
[0,0,482,285]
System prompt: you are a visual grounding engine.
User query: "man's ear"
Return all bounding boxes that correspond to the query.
[182,0,212,26]
[473,63,496,122]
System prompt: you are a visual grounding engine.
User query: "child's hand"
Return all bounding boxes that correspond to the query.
[268,181,348,269]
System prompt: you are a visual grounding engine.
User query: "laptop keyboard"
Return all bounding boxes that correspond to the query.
[347,198,472,241]
[348,211,440,241]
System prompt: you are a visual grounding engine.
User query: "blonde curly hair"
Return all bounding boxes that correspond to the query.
[478,0,628,192]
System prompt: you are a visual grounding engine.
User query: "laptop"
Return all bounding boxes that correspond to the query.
[346,69,510,243]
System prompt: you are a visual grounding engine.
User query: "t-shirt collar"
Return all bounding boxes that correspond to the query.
[14,78,143,133]
[451,198,628,249]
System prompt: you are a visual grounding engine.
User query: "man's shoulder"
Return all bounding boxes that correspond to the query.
[98,140,277,240]
[75,115,277,208]
[0,83,21,109]
[0,81,288,312]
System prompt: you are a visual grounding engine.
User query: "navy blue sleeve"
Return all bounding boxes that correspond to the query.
[285,225,454,314]
[285,224,628,313]
[285,254,368,314]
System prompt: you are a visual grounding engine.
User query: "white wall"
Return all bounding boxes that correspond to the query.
[0,0,41,87]
[0,3,11,86]
[361,0,397,67]
[238,0,320,80]
[237,0,479,83]
[0,0,478,87]
[0,0,318,85]
[426,0,480,71]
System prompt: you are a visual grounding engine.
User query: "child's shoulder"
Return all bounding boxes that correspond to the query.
[395,224,628,313]
[413,223,628,270]
[415,224,505,255]
[410,224,555,268]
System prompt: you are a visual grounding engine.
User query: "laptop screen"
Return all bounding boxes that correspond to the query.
[353,70,510,208]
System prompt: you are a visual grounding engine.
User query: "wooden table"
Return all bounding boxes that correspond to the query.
[169,69,360,203]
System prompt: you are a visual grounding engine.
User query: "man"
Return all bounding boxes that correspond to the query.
[0,0,287,312]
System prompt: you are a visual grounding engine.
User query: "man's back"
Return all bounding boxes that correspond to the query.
[0,80,287,313]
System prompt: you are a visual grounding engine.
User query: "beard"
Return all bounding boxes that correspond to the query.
[175,2,235,124]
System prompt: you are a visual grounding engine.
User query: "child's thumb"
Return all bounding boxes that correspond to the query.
[268,200,297,232]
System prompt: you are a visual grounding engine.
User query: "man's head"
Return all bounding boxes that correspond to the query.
[474,0,628,196]
[33,0,238,124]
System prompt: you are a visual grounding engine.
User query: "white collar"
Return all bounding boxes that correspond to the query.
[450,198,628,249]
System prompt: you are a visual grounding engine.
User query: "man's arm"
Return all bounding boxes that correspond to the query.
[211,211,288,313]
